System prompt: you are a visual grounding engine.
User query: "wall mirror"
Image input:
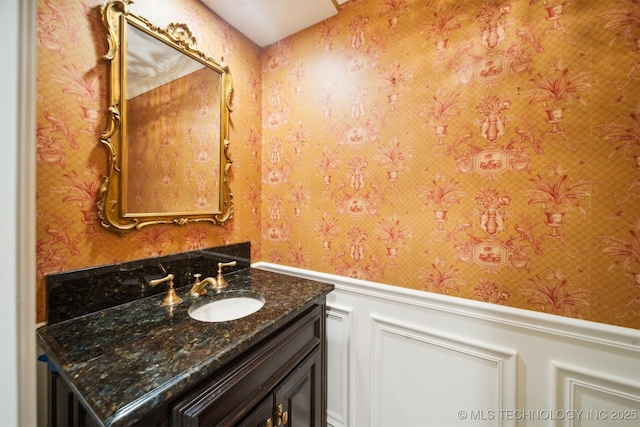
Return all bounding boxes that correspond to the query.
[99,0,233,234]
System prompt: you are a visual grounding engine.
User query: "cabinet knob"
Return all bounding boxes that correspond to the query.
[275,403,288,426]
[266,417,273,427]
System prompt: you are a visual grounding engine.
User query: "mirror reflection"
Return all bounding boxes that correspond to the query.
[99,0,233,234]
[125,24,221,214]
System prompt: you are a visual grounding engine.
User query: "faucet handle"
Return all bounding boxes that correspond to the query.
[215,261,237,289]
[149,273,182,306]
[218,261,237,270]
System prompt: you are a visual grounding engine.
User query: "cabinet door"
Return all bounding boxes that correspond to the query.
[49,371,90,427]
[239,394,275,427]
[274,348,322,427]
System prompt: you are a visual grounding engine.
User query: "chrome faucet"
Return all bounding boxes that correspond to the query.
[189,261,237,297]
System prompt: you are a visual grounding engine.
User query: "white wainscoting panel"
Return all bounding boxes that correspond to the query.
[369,315,517,427]
[551,360,640,427]
[326,304,354,427]
[253,263,640,427]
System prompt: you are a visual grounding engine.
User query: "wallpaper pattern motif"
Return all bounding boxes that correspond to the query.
[36,0,639,329]
[35,0,262,322]
[260,0,640,329]
[127,68,220,213]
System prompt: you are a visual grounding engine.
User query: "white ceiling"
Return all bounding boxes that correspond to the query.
[126,24,205,99]
[201,0,348,47]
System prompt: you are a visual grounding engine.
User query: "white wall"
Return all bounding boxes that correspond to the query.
[255,263,640,427]
[0,0,20,422]
[0,0,37,425]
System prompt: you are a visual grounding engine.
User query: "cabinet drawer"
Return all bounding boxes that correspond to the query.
[172,304,323,426]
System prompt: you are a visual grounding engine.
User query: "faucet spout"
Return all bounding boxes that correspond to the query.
[189,261,237,297]
[189,274,217,297]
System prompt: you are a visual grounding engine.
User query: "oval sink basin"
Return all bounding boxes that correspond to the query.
[188,294,265,322]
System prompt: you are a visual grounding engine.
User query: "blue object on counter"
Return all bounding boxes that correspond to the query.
[38,354,57,372]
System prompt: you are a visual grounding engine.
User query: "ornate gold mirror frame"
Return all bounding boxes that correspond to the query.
[99,0,233,234]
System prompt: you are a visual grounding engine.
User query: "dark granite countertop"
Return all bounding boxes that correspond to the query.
[37,267,334,427]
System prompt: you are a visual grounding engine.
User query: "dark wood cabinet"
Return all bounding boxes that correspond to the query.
[271,348,322,427]
[48,301,327,427]
[238,394,274,426]
[171,302,327,427]
[236,347,322,427]
[47,370,90,427]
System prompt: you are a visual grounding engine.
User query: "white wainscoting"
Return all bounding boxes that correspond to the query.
[253,263,640,427]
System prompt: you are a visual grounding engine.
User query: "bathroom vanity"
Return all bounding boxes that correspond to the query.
[37,244,334,426]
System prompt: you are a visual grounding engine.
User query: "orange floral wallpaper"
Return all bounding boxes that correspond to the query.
[35,0,262,322]
[260,0,639,329]
[37,0,640,329]
[127,68,220,213]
